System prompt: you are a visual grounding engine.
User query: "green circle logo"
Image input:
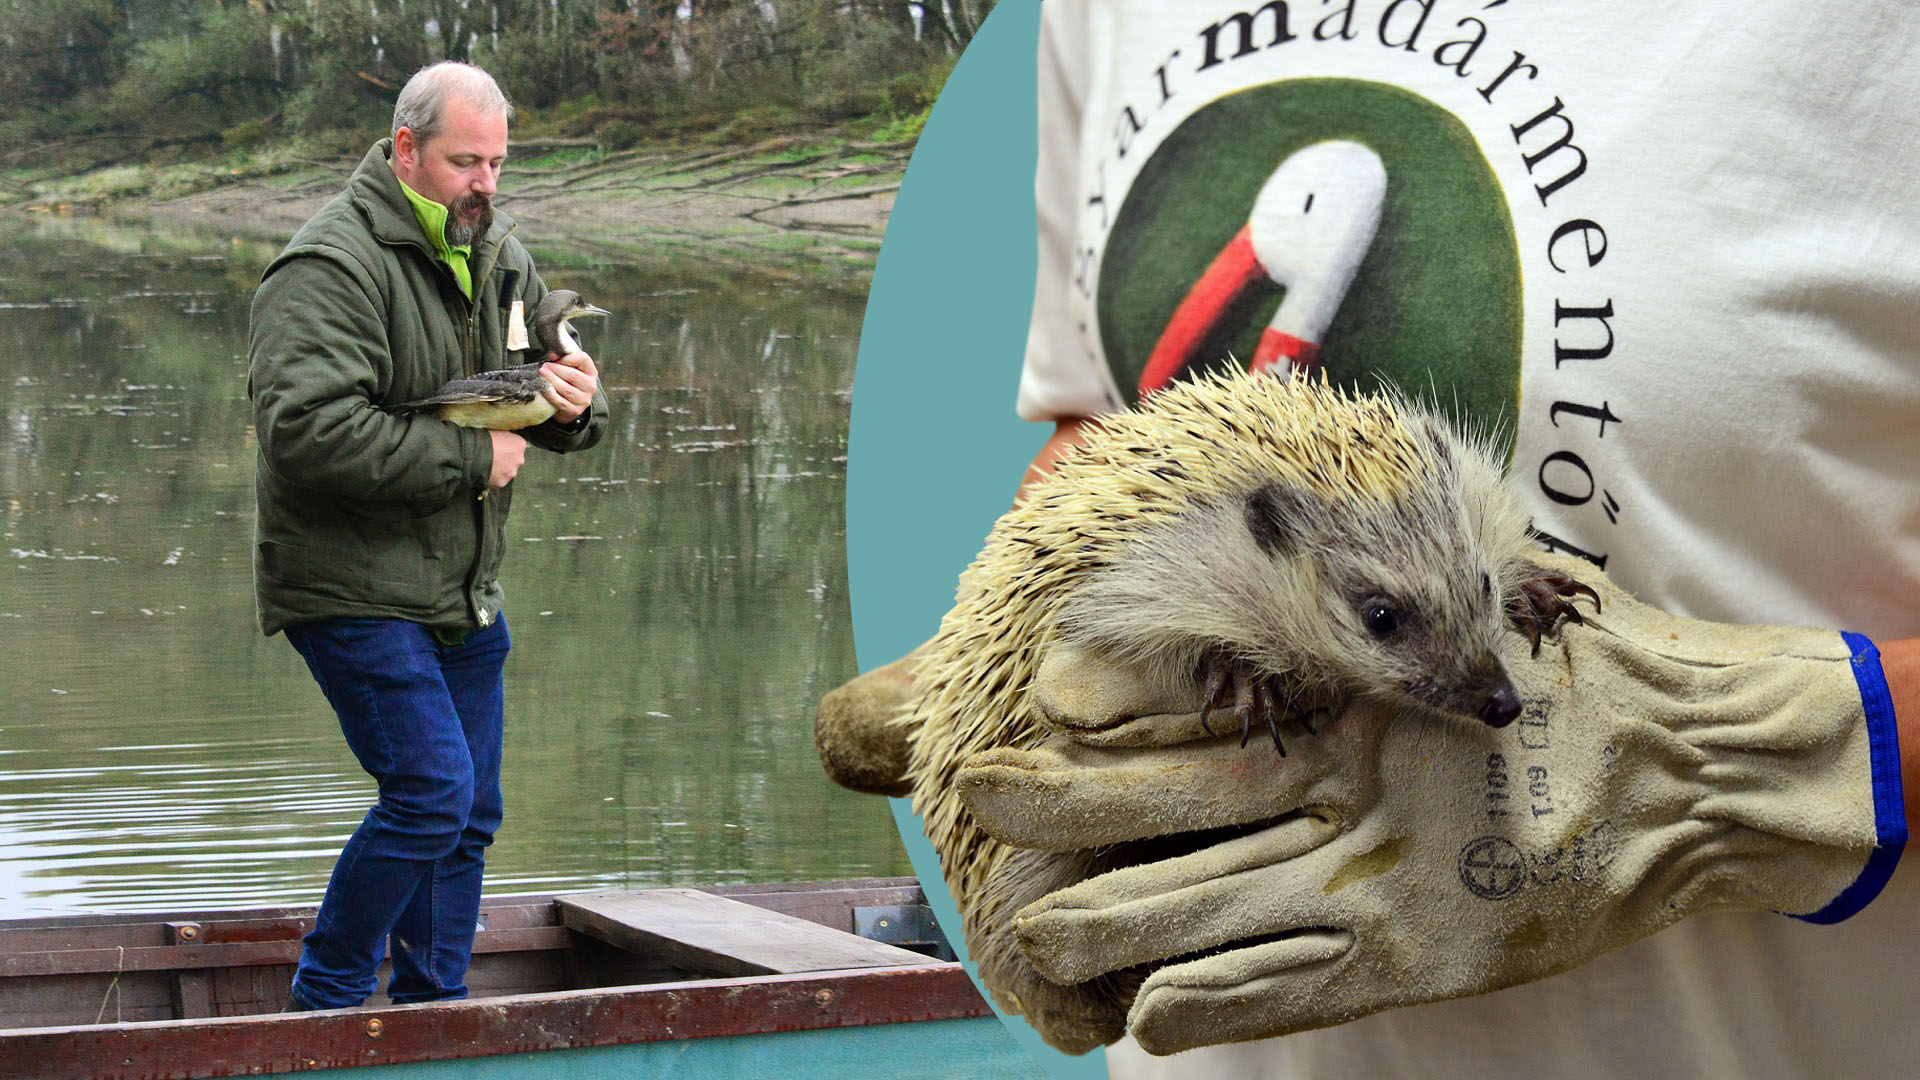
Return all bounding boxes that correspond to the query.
[1099,78,1522,453]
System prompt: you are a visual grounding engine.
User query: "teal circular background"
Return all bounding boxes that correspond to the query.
[849,9,1533,1074]
[845,2,1102,1077]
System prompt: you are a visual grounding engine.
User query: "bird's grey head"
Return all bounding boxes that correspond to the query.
[533,289,611,357]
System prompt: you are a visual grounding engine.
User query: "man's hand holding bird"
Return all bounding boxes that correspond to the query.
[389,290,610,431]
[539,350,598,425]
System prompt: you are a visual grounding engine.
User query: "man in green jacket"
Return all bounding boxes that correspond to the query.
[247,61,607,1012]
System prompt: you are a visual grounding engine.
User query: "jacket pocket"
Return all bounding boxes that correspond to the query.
[257,537,445,611]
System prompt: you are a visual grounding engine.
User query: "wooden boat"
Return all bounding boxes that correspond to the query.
[0,877,1031,1080]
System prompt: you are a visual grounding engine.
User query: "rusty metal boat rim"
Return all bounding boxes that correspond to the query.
[0,878,995,1080]
[3,963,991,1079]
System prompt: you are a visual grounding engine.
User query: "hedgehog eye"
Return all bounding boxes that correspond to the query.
[1361,600,1401,638]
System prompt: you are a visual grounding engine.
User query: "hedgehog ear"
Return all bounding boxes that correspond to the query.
[1245,483,1308,556]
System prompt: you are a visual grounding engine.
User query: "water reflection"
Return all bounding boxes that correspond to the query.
[0,216,906,915]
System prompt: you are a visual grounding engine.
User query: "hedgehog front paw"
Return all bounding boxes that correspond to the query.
[1506,564,1602,656]
[1196,657,1328,757]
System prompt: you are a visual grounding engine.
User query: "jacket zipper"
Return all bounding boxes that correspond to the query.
[464,221,514,373]
[465,221,516,628]
[365,183,519,631]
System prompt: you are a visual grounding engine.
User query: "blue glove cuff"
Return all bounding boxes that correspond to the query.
[1795,631,1906,924]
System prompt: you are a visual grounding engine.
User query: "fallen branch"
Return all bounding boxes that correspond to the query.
[741,182,900,223]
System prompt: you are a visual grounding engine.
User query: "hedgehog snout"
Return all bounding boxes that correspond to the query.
[1478,678,1523,727]
[1445,654,1523,727]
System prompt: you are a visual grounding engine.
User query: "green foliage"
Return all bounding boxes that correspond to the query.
[2,0,992,176]
[281,70,390,140]
[871,103,934,145]
[720,105,807,143]
[516,145,605,170]
[599,120,645,151]
[0,0,124,107]
[475,19,603,112]
[106,4,279,138]
[887,60,956,115]
[220,115,278,151]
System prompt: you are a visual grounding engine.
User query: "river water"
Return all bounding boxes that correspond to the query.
[0,215,909,916]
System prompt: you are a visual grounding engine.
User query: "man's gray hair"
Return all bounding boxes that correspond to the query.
[391,62,513,144]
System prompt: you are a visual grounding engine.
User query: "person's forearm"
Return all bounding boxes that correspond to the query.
[1877,637,1920,840]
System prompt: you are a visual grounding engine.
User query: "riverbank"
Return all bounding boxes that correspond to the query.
[5,133,904,291]
[0,215,905,916]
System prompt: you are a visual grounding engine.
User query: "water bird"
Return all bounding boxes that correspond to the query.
[390,289,611,430]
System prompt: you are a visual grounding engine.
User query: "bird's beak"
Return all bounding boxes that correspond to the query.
[578,304,612,318]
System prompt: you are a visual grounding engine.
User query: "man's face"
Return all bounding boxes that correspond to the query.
[392,96,508,246]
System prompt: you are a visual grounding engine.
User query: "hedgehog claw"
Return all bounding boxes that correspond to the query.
[1234,675,1259,750]
[1198,663,1232,737]
[1508,565,1600,656]
[1253,678,1286,757]
[1197,660,1309,757]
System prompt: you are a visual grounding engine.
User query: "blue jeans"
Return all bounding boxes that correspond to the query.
[283,616,510,1008]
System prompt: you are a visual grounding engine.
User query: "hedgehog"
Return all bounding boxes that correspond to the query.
[902,367,1593,1051]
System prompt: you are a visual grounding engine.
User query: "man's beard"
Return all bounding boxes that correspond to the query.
[446,193,493,247]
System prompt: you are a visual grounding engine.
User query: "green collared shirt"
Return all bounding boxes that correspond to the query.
[396,176,473,299]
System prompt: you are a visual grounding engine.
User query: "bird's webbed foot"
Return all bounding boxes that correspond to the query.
[1196,656,1330,757]
[1506,563,1602,656]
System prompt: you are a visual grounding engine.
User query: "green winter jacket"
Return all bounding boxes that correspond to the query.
[248,139,607,636]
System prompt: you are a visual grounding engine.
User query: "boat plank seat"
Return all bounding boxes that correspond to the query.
[707,879,925,933]
[557,889,931,979]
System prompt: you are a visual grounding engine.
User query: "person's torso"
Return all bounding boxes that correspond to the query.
[252,147,538,631]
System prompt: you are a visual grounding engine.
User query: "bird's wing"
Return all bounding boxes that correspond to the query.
[469,362,548,380]
[390,372,550,412]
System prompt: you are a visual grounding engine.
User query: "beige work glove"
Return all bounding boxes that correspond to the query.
[818,571,983,796]
[814,642,1140,1052]
[956,555,1906,1056]
[816,647,925,797]
[813,640,1138,1051]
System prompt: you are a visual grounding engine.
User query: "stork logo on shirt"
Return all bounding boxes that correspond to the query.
[1099,77,1522,451]
[1081,1,1629,569]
